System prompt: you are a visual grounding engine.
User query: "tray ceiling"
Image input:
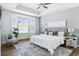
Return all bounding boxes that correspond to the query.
[0,3,79,17]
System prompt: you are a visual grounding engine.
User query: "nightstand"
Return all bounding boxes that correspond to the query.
[66,37,77,48]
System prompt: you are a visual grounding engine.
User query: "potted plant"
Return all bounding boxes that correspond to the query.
[71,34,76,37]
[13,27,19,38]
[66,33,76,40]
[12,27,19,43]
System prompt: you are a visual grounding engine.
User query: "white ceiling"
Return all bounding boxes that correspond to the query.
[0,3,79,17]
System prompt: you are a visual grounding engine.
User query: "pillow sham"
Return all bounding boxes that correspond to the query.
[58,32,64,36]
[49,31,53,35]
[41,31,48,35]
[53,31,58,36]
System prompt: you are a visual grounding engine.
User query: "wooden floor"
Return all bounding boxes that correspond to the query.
[1,39,30,56]
[1,39,79,56]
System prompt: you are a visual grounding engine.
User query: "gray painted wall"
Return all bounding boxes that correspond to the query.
[1,9,39,44]
[40,6,79,45]
[0,7,1,44]
[0,21,1,44]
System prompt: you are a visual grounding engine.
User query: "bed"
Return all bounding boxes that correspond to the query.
[31,20,67,55]
[31,34,65,55]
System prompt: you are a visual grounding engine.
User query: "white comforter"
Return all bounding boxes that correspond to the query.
[31,34,65,55]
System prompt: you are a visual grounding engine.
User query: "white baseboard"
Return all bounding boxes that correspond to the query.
[1,41,7,44]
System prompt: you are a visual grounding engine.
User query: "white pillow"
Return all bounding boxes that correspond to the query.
[58,32,64,36]
[44,31,48,35]
[49,32,53,35]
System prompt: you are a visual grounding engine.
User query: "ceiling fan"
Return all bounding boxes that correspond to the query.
[37,3,52,9]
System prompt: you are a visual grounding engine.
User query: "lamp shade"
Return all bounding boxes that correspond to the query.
[68,28,71,32]
[71,28,74,32]
[68,28,74,32]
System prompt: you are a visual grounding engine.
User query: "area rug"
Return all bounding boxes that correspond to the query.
[14,42,73,56]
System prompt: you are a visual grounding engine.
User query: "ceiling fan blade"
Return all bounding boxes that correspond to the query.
[43,6,48,9]
[44,3,52,5]
[37,6,40,9]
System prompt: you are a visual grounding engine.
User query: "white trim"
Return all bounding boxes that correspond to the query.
[1,41,7,44]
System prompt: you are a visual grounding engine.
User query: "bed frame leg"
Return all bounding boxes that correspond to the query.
[48,49,54,55]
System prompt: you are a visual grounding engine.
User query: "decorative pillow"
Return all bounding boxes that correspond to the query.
[41,32,44,34]
[49,31,53,35]
[58,32,64,36]
[53,31,58,36]
[44,31,48,35]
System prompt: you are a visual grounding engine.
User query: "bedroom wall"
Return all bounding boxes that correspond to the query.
[0,18,1,44]
[40,6,79,45]
[0,7,1,44]
[0,21,1,44]
[1,9,40,44]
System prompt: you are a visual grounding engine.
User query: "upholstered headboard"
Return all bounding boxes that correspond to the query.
[42,20,68,36]
[47,20,67,28]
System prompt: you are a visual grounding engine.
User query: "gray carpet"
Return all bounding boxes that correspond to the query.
[15,42,73,56]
